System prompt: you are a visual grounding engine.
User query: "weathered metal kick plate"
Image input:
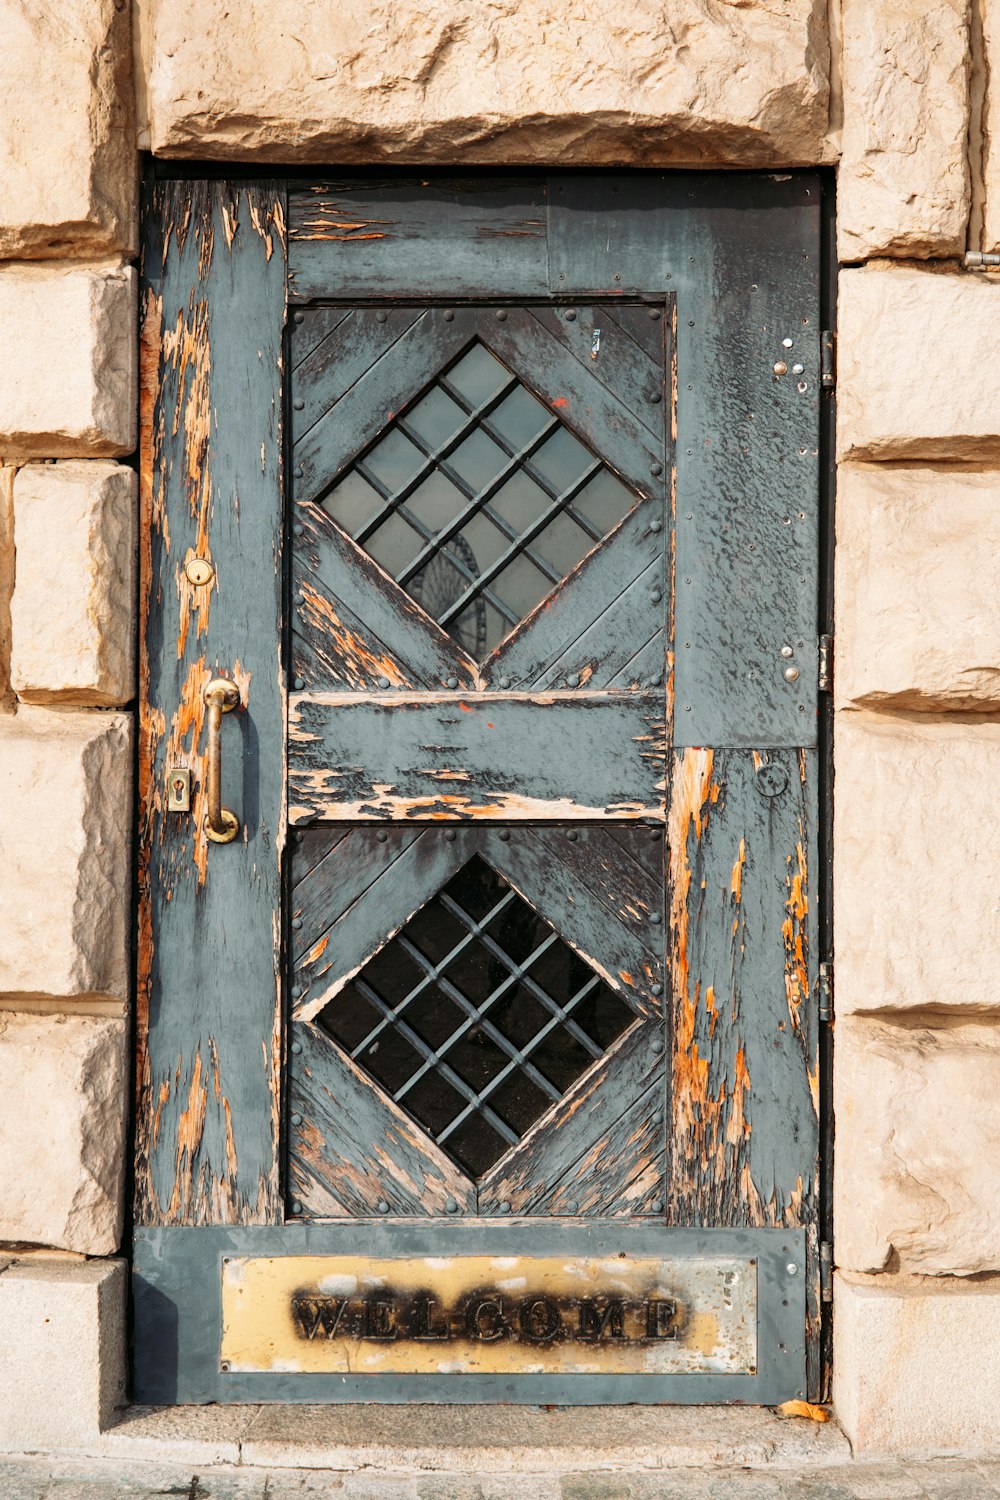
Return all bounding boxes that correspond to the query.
[220,1254,756,1376]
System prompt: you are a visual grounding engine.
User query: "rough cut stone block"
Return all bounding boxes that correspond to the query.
[836,465,1000,711]
[11,462,137,706]
[835,1017,1000,1276]
[0,466,12,712]
[140,0,833,167]
[0,1014,127,1254]
[0,0,136,259]
[838,0,970,261]
[0,707,131,1001]
[834,1271,1000,1455]
[0,263,136,458]
[838,268,1000,462]
[0,1257,125,1448]
[835,711,1000,1012]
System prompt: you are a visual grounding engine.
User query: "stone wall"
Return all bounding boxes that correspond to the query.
[1,0,999,1461]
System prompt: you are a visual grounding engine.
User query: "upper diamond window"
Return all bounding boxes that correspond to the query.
[317,855,637,1179]
[322,343,636,659]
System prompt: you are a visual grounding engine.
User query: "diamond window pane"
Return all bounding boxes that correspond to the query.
[320,341,640,660]
[316,854,638,1179]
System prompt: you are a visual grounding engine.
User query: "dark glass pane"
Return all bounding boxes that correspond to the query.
[489,1071,551,1135]
[400,984,466,1051]
[571,983,636,1050]
[319,983,383,1052]
[442,1026,510,1093]
[445,942,499,1008]
[489,982,552,1050]
[485,896,545,966]
[446,1114,510,1178]
[401,1070,467,1137]
[531,1025,595,1093]
[357,1028,424,1094]
[530,942,594,1007]
[404,900,470,966]
[362,944,426,1010]
[319,342,640,662]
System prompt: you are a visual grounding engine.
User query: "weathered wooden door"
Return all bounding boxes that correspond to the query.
[135,174,824,1405]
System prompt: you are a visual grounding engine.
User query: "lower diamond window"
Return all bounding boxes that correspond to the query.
[317,855,637,1178]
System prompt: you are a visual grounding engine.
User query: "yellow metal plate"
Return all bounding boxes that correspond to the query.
[220,1254,756,1376]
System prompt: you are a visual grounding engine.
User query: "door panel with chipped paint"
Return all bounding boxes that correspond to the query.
[135,172,825,1405]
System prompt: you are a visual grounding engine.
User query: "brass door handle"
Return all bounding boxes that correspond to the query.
[203,677,240,843]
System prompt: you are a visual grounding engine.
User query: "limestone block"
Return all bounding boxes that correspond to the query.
[0,1257,125,1448]
[0,466,12,712]
[0,1014,127,1254]
[836,465,1000,711]
[11,462,137,706]
[838,0,970,261]
[0,263,136,459]
[833,1272,1000,1455]
[0,0,136,260]
[838,267,1000,463]
[835,1017,1000,1276]
[0,707,131,1001]
[139,0,833,167]
[835,712,1000,1012]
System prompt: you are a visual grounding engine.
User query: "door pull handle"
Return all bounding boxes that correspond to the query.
[203,677,241,844]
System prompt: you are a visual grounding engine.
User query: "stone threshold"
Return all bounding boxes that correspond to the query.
[37,1404,852,1472]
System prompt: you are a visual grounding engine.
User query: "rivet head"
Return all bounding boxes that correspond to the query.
[291,985,303,998]
[782,337,794,348]
[651,1199,665,1213]
[650,1037,665,1055]
[443,310,454,321]
[786,1262,799,1276]
[293,311,305,324]
[293,677,304,691]
[651,983,664,997]
[291,1200,303,1215]
[784,665,800,683]
[375,311,387,323]
[291,1040,302,1056]
[378,676,390,688]
[649,912,662,925]
[567,829,579,842]
[377,831,388,842]
[293,398,304,410]
[773,361,788,376]
[650,588,663,603]
[292,917,302,929]
[792,363,804,375]
[781,645,794,658]
[446,676,459,689]
[378,1199,390,1214]
[648,307,662,320]
[293,523,304,537]
[445,829,457,842]
[291,1112,302,1127]
[649,391,662,404]
[499,677,511,690]
[566,673,580,687]
[445,1197,458,1214]
[564,1200,579,1213]
[649,519,663,534]
[650,461,663,477]
[565,309,577,321]
[495,310,508,321]
[498,829,511,841]
[184,557,215,587]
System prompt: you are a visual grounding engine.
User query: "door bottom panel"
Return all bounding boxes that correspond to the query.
[133,1224,805,1405]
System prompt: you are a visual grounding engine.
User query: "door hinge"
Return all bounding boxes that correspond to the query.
[818,634,833,694]
[820,1241,834,1302]
[821,330,836,390]
[819,960,833,1023]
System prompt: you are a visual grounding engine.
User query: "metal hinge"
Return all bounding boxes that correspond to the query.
[819,960,833,1023]
[820,1241,833,1303]
[820,330,836,390]
[818,634,833,693]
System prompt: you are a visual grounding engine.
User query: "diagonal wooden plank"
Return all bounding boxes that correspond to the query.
[605,824,666,883]
[289,1021,476,1217]
[525,305,663,440]
[293,828,475,1021]
[478,310,662,498]
[291,825,424,957]
[485,501,664,688]
[292,310,481,500]
[291,306,352,369]
[478,827,663,1015]
[294,501,479,691]
[607,632,664,689]
[291,307,422,443]
[530,559,665,691]
[523,827,663,949]
[479,1022,665,1216]
[600,302,670,364]
[292,826,351,888]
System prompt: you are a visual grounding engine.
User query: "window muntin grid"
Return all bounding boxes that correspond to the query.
[317,855,637,1178]
[322,344,636,660]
